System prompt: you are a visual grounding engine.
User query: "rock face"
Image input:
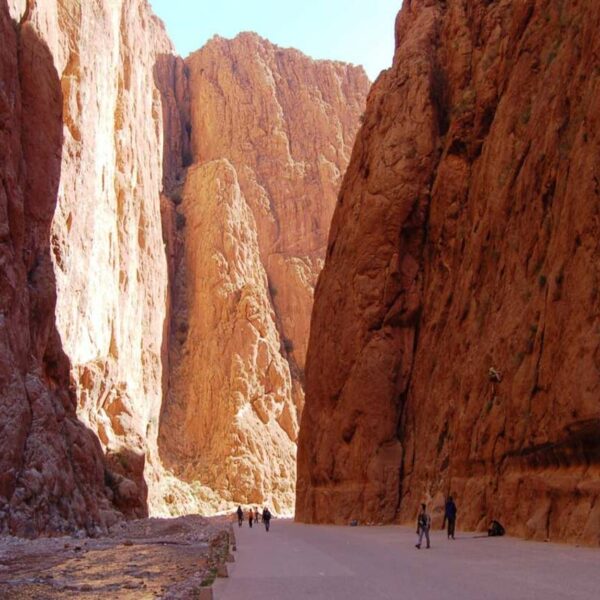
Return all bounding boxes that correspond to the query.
[1,0,368,530]
[0,0,118,536]
[0,0,182,533]
[159,34,369,513]
[297,0,600,545]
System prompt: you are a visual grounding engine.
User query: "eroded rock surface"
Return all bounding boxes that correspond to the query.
[0,0,185,533]
[297,0,600,545]
[0,0,118,536]
[1,0,368,529]
[159,34,369,513]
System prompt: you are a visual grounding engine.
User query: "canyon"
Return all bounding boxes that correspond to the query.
[1,0,598,549]
[297,0,600,545]
[0,0,367,535]
[159,33,368,513]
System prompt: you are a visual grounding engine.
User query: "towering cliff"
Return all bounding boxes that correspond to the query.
[1,0,368,531]
[0,0,184,534]
[1,0,111,536]
[297,0,600,545]
[160,34,369,513]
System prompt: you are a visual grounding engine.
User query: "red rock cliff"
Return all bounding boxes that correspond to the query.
[297,0,600,545]
[0,0,119,536]
[0,0,184,534]
[159,33,369,513]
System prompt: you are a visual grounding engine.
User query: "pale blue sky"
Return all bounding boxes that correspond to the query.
[148,0,401,80]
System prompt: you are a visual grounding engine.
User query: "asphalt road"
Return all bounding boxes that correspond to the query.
[214,519,599,600]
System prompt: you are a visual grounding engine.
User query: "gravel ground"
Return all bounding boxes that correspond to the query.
[0,515,231,599]
[215,520,600,600]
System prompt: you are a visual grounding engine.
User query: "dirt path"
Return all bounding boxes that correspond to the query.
[215,520,599,599]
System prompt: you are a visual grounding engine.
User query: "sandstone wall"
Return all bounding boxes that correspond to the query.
[297,0,600,545]
[0,0,187,532]
[159,34,369,513]
[0,0,118,536]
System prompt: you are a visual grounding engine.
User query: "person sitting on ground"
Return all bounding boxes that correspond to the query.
[443,495,457,540]
[488,520,505,537]
[415,503,431,549]
[262,507,272,532]
[236,505,243,527]
[248,508,254,528]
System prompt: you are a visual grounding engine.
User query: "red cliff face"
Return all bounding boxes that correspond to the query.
[159,34,369,514]
[0,0,182,534]
[0,0,118,536]
[297,0,600,545]
[1,2,368,530]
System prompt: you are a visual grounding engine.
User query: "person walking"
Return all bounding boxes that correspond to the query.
[415,503,431,549]
[262,507,272,532]
[443,496,457,540]
[236,505,243,528]
[255,507,260,524]
[248,508,254,528]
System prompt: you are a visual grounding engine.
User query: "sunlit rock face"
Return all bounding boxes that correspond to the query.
[44,0,177,517]
[1,0,368,528]
[1,0,117,536]
[159,33,369,513]
[0,0,183,533]
[297,0,600,545]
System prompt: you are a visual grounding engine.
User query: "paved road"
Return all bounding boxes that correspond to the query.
[214,520,599,600]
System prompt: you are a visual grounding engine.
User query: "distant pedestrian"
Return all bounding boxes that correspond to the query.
[415,503,431,549]
[262,507,272,532]
[236,505,243,527]
[249,508,254,528]
[443,496,457,540]
[255,507,260,524]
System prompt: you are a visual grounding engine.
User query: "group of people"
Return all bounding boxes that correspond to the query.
[415,496,457,549]
[236,506,272,531]
[415,496,504,549]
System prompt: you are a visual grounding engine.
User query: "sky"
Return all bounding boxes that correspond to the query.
[148,0,400,80]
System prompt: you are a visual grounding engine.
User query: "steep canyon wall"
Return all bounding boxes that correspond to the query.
[0,0,190,533]
[1,0,368,532]
[297,0,600,545]
[159,34,369,513]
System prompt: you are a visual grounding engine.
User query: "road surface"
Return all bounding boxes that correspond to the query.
[214,519,599,600]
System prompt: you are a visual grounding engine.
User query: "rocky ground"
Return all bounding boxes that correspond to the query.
[0,516,232,599]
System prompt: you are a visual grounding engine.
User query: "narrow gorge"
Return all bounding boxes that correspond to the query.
[0,0,368,535]
[1,0,598,549]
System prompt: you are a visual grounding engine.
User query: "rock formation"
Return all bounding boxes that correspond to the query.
[297,0,600,545]
[0,0,186,534]
[1,0,368,531]
[159,34,369,513]
[0,0,118,536]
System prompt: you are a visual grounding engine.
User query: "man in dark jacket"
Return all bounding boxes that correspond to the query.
[443,496,457,540]
[236,505,243,527]
[262,507,272,532]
